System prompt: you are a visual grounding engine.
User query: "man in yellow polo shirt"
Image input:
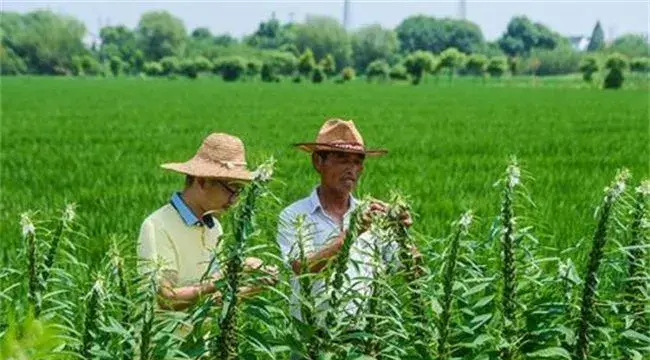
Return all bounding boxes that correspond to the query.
[138,132,277,311]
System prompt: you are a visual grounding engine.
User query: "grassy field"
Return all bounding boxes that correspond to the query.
[1,77,648,264]
[1,77,648,358]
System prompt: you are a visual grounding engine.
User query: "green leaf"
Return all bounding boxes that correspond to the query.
[472,295,495,309]
[430,298,443,315]
[622,330,650,344]
[470,313,492,329]
[462,282,490,297]
[556,325,575,346]
[526,347,571,359]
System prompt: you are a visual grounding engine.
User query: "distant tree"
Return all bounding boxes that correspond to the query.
[498,16,563,56]
[261,63,279,82]
[180,58,198,78]
[246,16,295,49]
[70,55,83,76]
[109,56,124,76]
[260,51,297,76]
[587,21,605,52]
[481,41,506,57]
[609,34,650,57]
[603,52,628,89]
[366,59,390,82]
[437,47,466,79]
[389,64,409,80]
[630,57,650,72]
[143,61,163,76]
[160,56,180,76]
[279,43,300,56]
[465,53,488,76]
[130,49,145,74]
[341,66,355,81]
[298,48,316,77]
[404,50,434,84]
[100,25,137,64]
[508,56,520,75]
[395,15,485,54]
[579,55,599,82]
[191,27,212,40]
[487,56,508,77]
[246,59,262,79]
[0,46,27,75]
[80,55,102,76]
[312,66,325,83]
[351,24,400,72]
[194,56,212,73]
[1,10,87,74]
[530,46,582,76]
[319,53,336,77]
[136,11,187,61]
[294,16,352,69]
[214,56,246,81]
[213,34,237,47]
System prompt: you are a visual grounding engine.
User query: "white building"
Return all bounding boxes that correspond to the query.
[568,36,591,51]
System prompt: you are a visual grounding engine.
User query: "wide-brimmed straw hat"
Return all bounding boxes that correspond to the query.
[161,133,253,181]
[294,119,387,156]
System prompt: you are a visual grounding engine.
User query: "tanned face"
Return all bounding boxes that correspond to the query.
[313,151,366,194]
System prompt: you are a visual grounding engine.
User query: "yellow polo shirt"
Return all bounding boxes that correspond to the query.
[137,202,223,287]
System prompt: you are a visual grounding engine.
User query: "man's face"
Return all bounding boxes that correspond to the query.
[314,151,365,194]
[196,178,245,213]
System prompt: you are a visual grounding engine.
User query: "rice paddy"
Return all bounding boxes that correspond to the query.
[1,77,648,359]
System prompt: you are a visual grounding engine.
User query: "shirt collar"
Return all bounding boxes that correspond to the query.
[170,192,215,228]
[308,186,358,215]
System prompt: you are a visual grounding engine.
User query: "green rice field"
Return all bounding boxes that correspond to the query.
[1,77,649,359]
[2,78,647,262]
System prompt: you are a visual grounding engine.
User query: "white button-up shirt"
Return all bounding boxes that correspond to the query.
[277,187,398,321]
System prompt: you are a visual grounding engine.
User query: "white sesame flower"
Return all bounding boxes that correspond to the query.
[641,216,650,230]
[507,163,521,188]
[459,210,474,231]
[606,168,630,199]
[89,278,106,298]
[252,159,275,182]
[636,180,650,196]
[20,213,35,238]
[63,203,77,223]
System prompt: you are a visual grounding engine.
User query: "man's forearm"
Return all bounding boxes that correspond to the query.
[291,232,345,274]
[157,283,212,311]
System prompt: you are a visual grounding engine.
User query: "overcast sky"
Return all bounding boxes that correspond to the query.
[2,1,648,41]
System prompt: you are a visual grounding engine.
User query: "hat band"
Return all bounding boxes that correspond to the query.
[213,159,247,169]
[327,143,365,152]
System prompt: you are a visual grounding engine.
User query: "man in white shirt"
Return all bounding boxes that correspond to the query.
[276,119,414,322]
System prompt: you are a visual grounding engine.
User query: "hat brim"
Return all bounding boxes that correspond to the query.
[161,160,254,181]
[294,143,387,157]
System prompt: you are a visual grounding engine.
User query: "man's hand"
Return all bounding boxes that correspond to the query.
[243,257,264,272]
[257,264,279,286]
[359,201,388,234]
[291,231,346,275]
[400,211,413,228]
[243,257,279,286]
[359,200,414,233]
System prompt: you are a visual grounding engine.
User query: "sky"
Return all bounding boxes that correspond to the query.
[2,1,648,42]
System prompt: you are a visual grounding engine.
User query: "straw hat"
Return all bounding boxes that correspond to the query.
[294,119,387,156]
[161,133,253,181]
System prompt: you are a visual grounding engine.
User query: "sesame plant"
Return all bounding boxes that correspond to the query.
[2,159,649,360]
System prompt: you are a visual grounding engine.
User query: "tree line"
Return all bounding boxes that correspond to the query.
[1,9,648,86]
